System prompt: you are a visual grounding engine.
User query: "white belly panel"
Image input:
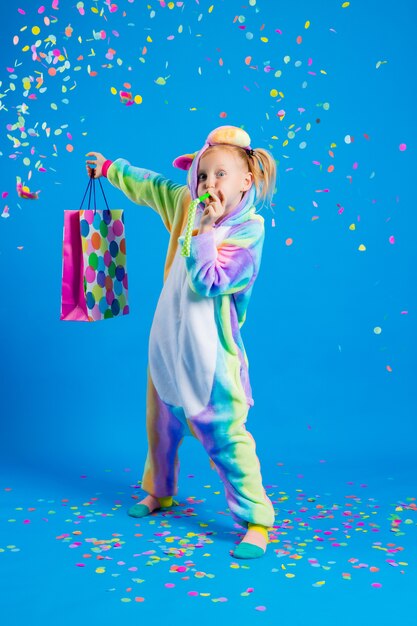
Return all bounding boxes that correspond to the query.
[149,223,230,417]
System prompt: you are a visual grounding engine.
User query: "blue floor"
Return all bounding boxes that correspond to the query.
[1,456,415,626]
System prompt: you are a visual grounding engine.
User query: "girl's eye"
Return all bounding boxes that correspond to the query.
[198,173,206,180]
[217,171,226,177]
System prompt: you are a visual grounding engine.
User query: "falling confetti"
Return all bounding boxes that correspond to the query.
[16,177,40,199]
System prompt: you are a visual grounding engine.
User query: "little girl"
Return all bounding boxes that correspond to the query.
[86,125,276,559]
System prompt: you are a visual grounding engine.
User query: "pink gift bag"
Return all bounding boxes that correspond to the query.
[60,176,129,322]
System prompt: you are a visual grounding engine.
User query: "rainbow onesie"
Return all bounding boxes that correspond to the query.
[103,127,275,530]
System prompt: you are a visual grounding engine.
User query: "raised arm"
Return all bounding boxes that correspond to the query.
[86,152,188,233]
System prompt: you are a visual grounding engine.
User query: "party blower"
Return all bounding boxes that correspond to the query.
[180,192,211,257]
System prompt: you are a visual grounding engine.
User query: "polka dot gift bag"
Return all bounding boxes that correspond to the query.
[60,175,129,321]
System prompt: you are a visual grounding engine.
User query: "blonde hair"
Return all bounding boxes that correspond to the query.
[203,144,277,208]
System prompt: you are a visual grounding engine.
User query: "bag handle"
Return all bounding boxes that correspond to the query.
[79,172,110,213]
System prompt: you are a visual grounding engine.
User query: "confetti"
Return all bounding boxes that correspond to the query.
[16,178,40,199]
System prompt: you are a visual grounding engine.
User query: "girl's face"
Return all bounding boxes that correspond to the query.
[197,147,253,215]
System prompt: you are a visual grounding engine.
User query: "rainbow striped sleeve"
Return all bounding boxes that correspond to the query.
[107,158,188,232]
[177,217,264,298]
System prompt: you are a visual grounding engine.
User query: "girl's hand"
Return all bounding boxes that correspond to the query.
[198,190,227,231]
[85,151,107,178]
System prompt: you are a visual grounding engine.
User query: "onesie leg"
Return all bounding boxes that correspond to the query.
[190,405,275,532]
[140,368,186,499]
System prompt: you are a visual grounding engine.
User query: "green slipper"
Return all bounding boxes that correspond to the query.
[127,503,152,518]
[127,499,178,518]
[232,542,266,559]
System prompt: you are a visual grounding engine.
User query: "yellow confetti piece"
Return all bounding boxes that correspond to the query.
[260,37,269,42]
[208,4,214,12]
[155,77,166,85]
[305,20,310,29]
[374,327,382,334]
[95,567,105,574]
[134,94,143,104]
[349,223,356,230]
[342,1,350,6]
[32,26,41,35]
[358,244,366,251]
[270,89,278,97]
[313,580,326,587]
[285,573,295,578]
[110,87,117,95]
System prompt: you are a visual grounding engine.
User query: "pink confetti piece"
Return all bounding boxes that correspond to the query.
[399,143,407,151]
[256,606,267,611]
[389,236,395,244]
[371,582,382,588]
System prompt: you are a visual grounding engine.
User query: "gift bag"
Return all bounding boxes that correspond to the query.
[60,175,129,322]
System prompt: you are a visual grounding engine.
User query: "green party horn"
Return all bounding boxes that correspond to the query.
[181,192,211,257]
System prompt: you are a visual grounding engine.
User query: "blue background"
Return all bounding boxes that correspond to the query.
[1,1,416,624]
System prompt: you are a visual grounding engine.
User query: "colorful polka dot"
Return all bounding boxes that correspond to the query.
[80,209,129,321]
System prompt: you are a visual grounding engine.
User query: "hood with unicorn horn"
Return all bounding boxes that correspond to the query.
[172,125,257,227]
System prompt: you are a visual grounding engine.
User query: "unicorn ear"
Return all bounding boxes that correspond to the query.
[172,152,197,170]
